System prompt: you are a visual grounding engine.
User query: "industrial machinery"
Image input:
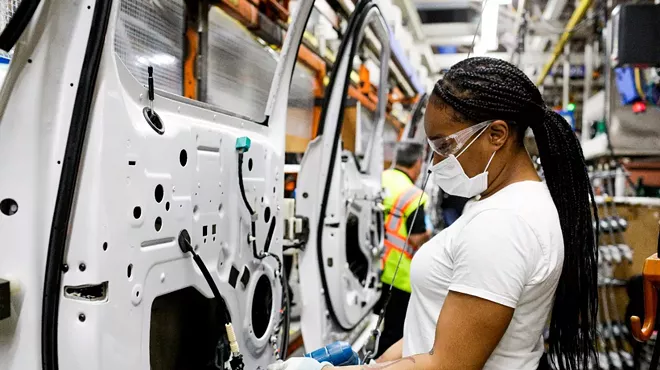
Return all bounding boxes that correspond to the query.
[0,1,316,369]
[295,0,389,351]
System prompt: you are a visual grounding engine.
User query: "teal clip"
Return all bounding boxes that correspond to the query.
[235,136,251,153]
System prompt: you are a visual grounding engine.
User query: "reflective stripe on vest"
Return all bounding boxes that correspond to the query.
[384,186,423,238]
[384,230,414,257]
[381,185,423,293]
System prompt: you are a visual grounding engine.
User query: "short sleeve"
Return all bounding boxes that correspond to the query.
[406,206,428,235]
[448,210,540,308]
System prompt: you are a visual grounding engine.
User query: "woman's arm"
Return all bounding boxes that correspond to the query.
[375,339,403,363]
[333,291,515,370]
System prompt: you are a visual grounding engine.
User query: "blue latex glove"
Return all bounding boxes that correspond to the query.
[267,358,333,370]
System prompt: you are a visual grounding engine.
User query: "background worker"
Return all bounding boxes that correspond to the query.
[376,141,431,357]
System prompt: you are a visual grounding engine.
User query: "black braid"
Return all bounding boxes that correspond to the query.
[432,57,598,370]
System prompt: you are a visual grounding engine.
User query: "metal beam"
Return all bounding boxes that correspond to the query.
[421,22,478,38]
[562,43,570,109]
[528,0,569,50]
[417,44,438,73]
[535,0,593,85]
[392,0,425,40]
[433,52,585,70]
[427,35,477,46]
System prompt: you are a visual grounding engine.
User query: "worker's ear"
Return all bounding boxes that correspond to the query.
[487,120,509,149]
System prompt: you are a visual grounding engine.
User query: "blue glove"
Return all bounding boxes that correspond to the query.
[424,214,433,232]
[267,357,333,370]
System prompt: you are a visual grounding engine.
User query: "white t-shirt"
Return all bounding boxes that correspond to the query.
[402,181,564,370]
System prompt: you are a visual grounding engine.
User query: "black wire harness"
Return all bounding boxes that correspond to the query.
[178,229,243,370]
[236,142,289,360]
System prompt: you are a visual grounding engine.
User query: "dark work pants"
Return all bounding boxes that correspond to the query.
[375,283,411,358]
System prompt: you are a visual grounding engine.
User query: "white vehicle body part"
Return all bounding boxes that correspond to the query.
[296,2,390,351]
[0,1,314,369]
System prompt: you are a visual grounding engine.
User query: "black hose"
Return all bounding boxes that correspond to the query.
[192,252,232,325]
[0,0,41,52]
[179,230,232,324]
[237,153,256,215]
[237,152,258,257]
[264,217,277,254]
[236,156,288,356]
[278,259,290,360]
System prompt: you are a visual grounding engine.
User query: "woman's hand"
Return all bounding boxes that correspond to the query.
[375,339,403,363]
[267,357,333,370]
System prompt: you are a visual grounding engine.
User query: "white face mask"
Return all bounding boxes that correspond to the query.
[430,124,497,198]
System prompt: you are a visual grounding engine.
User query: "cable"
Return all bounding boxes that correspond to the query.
[376,156,433,336]
[177,229,243,370]
[277,265,290,360]
[237,152,259,258]
[178,230,231,323]
[634,68,647,101]
[467,0,488,58]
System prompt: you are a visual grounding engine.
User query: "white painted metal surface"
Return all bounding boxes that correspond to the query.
[0,1,314,370]
[296,4,389,351]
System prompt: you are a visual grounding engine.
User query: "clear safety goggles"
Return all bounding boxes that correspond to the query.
[427,120,494,157]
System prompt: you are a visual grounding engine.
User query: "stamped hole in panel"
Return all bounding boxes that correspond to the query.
[0,198,18,216]
[102,242,108,251]
[248,158,253,171]
[127,264,133,279]
[154,185,164,203]
[165,202,170,211]
[133,206,142,219]
[155,217,162,232]
[264,207,271,223]
[179,150,188,167]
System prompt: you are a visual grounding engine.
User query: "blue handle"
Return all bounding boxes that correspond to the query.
[305,341,362,366]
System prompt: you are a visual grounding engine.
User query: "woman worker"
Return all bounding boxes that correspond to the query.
[271,57,598,370]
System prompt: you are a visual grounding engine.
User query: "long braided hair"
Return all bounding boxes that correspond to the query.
[431,57,598,370]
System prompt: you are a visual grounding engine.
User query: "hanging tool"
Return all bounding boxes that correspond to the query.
[630,222,660,370]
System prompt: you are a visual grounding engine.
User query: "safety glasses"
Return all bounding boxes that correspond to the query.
[427,120,493,157]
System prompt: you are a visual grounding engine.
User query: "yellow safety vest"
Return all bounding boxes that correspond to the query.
[380,169,428,293]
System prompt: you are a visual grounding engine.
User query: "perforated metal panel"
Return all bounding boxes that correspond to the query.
[0,0,20,58]
[207,8,277,122]
[114,0,185,95]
